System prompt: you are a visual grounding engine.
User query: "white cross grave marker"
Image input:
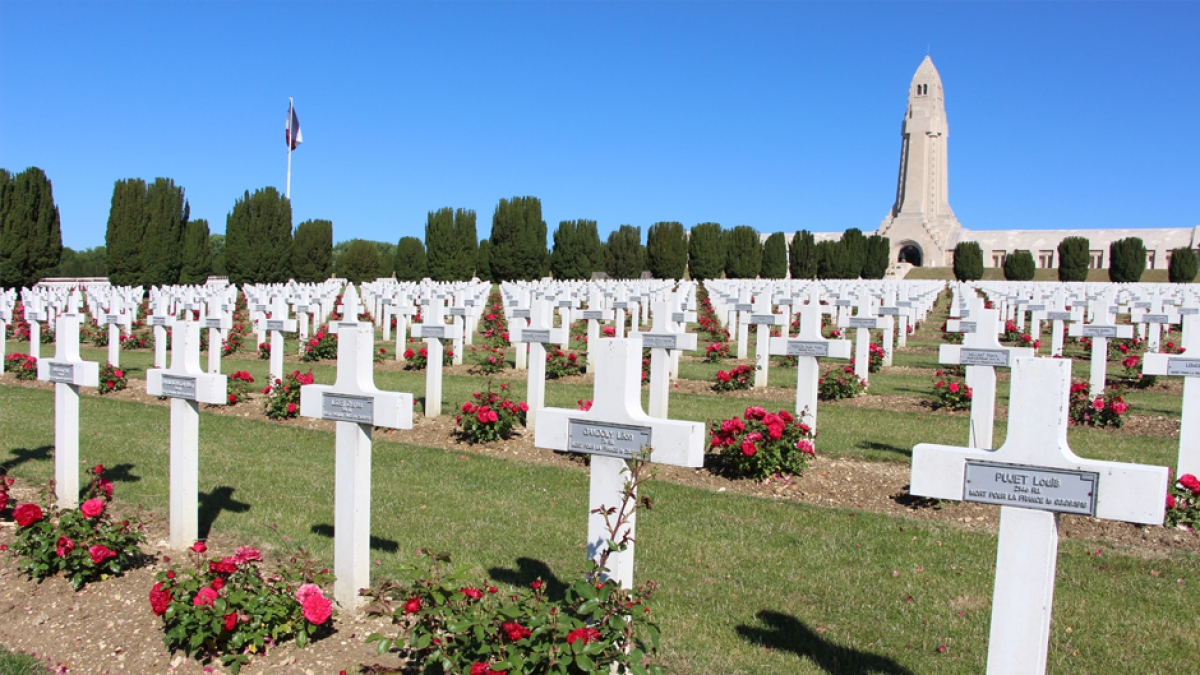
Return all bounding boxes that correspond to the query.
[1143,312,1200,476]
[911,357,1166,675]
[534,339,705,588]
[639,301,698,418]
[300,285,414,610]
[768,289,850,432]
[410,297,462,418]
[839,294,887,382]
[511,299,567,432]
[146,320,228,550]
[149,294,176,368]
[36,301,99,509]
[266,295,299,384]
[940,305,1034,450]
[1068,294,1133,397]
[203,295,232,374]
[746,297,783,388]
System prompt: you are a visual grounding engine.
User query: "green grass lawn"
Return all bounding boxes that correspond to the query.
[2,384,1197,674]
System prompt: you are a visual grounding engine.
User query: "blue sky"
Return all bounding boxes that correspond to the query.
[2,1,1197,250]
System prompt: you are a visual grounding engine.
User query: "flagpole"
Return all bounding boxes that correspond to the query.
[286,97,293,200]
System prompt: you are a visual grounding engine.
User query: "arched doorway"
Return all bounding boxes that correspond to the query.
[898,244,923,267]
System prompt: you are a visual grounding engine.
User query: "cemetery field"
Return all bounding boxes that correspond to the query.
[3,287,1200,675]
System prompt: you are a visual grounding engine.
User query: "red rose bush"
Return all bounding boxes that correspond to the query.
[712,364,755,393]
[1068,382,1128,428]
[227,370,255,405]
[11,466,145,589]
[818,366,868,401]
[930,371,972,411]
[455,383,528,444]
[1165,471,1200,531]
[151,543,335,674]
[6,352,38,381]
[98,363,128,395]
[263,370,315,420]
[709,406,817,480]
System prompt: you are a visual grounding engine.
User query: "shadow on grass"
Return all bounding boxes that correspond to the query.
[198,486,252,539]
[309,524,399,553]
[101,462,141,483]
[1,445,53,472]
[735,611,915,675]
[488,557,569,602]
[856,441,912,458]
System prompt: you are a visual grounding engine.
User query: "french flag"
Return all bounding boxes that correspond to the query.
[286,100,303,151]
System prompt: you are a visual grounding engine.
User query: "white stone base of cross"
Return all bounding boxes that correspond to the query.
[911,357,1166,675]
[534,339,705,588]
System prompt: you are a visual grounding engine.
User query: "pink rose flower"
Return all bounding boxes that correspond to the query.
[81,498,105,519]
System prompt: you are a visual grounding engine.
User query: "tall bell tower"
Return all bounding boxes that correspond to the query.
[878,56,964,267]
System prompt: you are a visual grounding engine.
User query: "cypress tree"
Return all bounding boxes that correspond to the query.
[1108,237,1146,283]
[141,178,189,286]
[605,225,643,279]
[815,240,846,279]
[0,167,63,289]
[425,208,457,281]
[862,235,891,279]
[840,228,867,278]
[454,209,478,280]
[490,197,547,281]
[339,240,381,283]
[210,234,227,276]
[104,178,147,286]
[760,232,788,279]
[687,222,723,281]
[1168,247,1198,283]
[550,221,588,280]
[179,219,213,285]
[646,221,688,279]
[225,187,293,285]
[953,241,984,281]
[1057,236,1091,282]
[578,220,605,276]
[375,242,396,279]
[788,230,817,279]
[394,236,428,281]
[0,169,9,243]
[291,219,333,283]
[477,239,493,282]
[723,226,762,279]
[1003,249,1036,281]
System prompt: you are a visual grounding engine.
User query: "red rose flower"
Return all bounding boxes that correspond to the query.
[1167,494,1177,509]
[211,577,225,591]
[530,580,543,590]
[55,536,75,558]
[287,402,298,414]
[191,541,207,553]
[741,441,758,457]
[403,597,422,615]
[81,498,105,518]
[949,382,960,394]
[193,587,218,607]
[94,464,105,475]
[566,627,602,645]
[13,503,43,527]
[302,593,333,624]
[224,612,238,632]
[796,440,816,456]
[149,582,173,616]
[209,559,238,575]
[1180,473,1200,494]
[461,587,483,600]
[501,621,531,641]
[89,544,116,564]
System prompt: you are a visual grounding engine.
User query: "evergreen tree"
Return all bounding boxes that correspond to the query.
[141,178,189,286]
[375,242,396,279]
[1057,236,1091,282]
[45,246,107,278]
[953,241,984,281]
[687,222,723,281]
[1108,237,1146,283]
[0,167,63,289]
[291,219,333,283]
[209,234,226,276]
[490,197,547,281]
[225,187,293,285]
[104,178,147,286]
[477,239,493,282]
[425,208,457,281]
[339,239,381,283]
[394,236,428,281]
[760,232,788,279]
[723,226,762,279]
[815,240,847,279]
[840,228,867,278]
[789,230,817,279]
[1168,247,1198,283]
[646,221,688,279]
[578,220,605,275]
[550,220,591,280]
[1003,249,1036,281]
[178,219,213,285]
[862,235,891,279]
[454,209,478,279]
[605,225,644,279]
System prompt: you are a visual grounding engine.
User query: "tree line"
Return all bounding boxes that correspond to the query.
[951,237,1198,283]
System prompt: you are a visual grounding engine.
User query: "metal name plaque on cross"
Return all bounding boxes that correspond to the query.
[1046,312,1072,321]
[956,321,977,333]
[450,307,466,316]
[267,320,286,331]
[1142,314,1170,324]
[786,341,829,357]
[161,375,197,399]
[897,301,913,308]
[749,314,776,325]
[254,304,268,312]
[1134,302,1152,309]
[877,307,900,315]
[567,420,652,460]
[671,312,685,322]
[835,300,852,306]
[642,334,676,350]
[1025,304,1045,311]
[559,301,573,307]
[49,363,75,383]
[105,314,120,324]
[963,461,1098,516]
[735,304,754,312]
[612,302,627,310]
[322,393,375,424]
[151,316,169,326]
[204,318,223,329]
[959,349,1010,367]
[1167,358,1200,377]
[1082,325,1119,338]
[849,318,878,329]
[522,329,552,343]
[513,309,531,319]
[421,326,446,339]
[1179,308,1200,316]
[581,311,604,320]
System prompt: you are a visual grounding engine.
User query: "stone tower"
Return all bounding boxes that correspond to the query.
[878,56,964,267]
